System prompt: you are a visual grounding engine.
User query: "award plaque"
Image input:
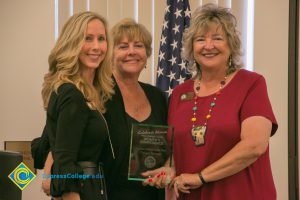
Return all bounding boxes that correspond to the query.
[128,124,174,181]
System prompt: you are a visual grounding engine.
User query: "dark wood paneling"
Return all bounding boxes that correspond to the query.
[288,0,299,199]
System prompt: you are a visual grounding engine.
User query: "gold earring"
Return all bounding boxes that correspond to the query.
[228,56,232,68]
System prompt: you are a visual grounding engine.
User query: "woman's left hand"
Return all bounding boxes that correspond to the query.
[170,173,202,197]
[142,166,176,188]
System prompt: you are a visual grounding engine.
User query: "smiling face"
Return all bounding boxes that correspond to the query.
[79,19,107,71]
[193,22,231,71]
[113,36,147,77]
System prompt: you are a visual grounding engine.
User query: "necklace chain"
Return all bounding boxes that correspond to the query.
[190,76,227,146]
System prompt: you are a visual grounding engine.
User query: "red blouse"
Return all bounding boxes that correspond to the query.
[168,69,278,200]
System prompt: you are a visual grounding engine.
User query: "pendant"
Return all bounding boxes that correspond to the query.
[191,126,207,146]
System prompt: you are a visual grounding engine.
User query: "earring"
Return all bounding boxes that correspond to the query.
[144,65,147,69]
[228,56,232,68]
[193,60,200,69]
[193,60,201,79]
[226,55,236,75]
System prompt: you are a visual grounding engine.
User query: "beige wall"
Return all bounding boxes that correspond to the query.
[254,1,289,200]
[0,0,289,199]
[0,1,54,199]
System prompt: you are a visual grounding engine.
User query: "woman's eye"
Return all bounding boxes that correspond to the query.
[214,36,223,40]
[85,36,93,41]
[196,38,205,42]
[135,44,144,48]
[98,36,106,41]
[119,45,128,49]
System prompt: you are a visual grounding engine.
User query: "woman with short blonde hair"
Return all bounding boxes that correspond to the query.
[103,18,167,200]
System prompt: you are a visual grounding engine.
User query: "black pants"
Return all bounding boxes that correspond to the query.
[80,178,107,200]
[79,162,107,200]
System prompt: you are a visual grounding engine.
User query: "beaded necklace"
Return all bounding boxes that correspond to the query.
[191,76,227,146]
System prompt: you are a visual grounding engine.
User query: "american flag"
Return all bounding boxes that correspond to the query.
[156,0,191,96]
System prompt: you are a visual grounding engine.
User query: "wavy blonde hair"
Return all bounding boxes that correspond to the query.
[42,11,114,113]
[110,18,152,58]
[182,3,242,78]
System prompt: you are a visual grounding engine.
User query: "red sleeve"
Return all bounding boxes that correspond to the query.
[240,75,278,136]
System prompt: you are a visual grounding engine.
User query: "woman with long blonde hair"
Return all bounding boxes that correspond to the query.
[41,11,114,200]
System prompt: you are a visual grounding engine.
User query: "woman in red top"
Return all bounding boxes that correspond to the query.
[145,3,278,200]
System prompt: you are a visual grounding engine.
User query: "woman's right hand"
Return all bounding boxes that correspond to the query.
[42,178,63,200]
[42,152,53,196]
[142,166,176,189]
[42,177,51,195]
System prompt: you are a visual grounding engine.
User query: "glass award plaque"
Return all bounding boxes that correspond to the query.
[128,124,174,181]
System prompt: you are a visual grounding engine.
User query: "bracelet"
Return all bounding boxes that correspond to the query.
[198,172,207,184]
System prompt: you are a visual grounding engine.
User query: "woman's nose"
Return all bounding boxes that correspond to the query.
[92,39,100,50]
[127,46,136,54]
[204,40,214,49]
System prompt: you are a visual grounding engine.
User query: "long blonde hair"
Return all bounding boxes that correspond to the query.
[42,11,114,113]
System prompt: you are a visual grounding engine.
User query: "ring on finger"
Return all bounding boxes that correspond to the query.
[165,176,171,185]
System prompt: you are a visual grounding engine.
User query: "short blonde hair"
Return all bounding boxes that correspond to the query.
[110,18,152,57]
[182,3,242,77]
[42,11,114,113]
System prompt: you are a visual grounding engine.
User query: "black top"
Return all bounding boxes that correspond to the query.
[46,83,108,197]
[103,79,168,200]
